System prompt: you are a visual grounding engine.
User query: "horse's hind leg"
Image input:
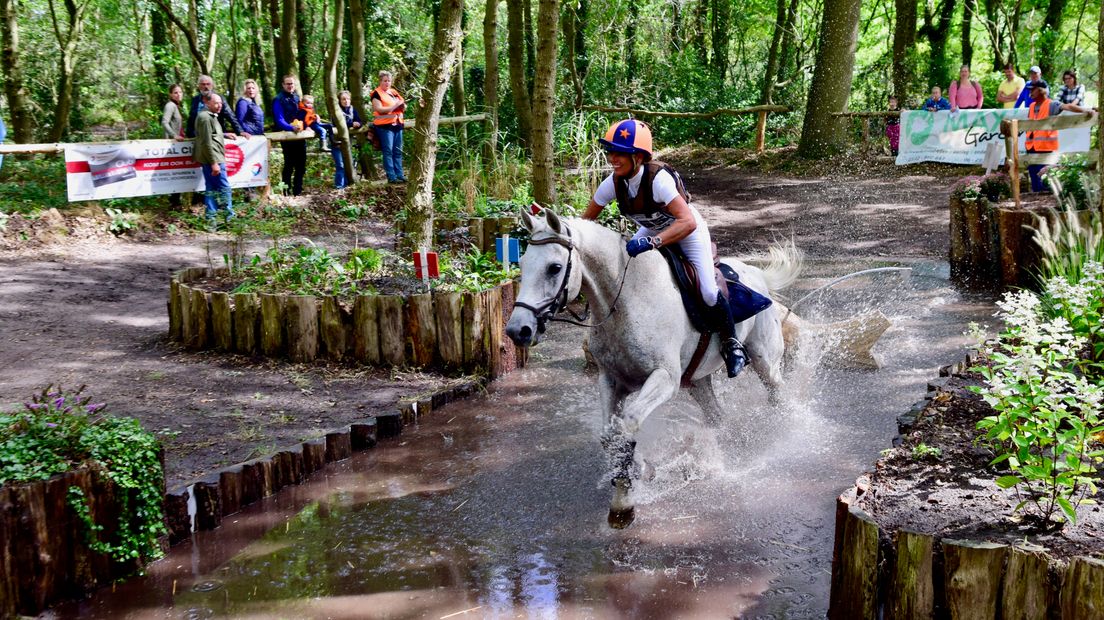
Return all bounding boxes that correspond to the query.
[604,366,679,528]
[688,375,725,426]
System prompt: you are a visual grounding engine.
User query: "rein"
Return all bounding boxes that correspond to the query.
[513,224,633,331]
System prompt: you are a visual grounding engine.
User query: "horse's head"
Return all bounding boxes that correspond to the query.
[506,207,582,347]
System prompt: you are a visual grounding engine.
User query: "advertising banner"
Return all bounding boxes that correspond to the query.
[896,109,1091,165]
[64,136,269,201]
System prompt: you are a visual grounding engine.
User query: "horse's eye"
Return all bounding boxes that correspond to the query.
[547,263,563,276]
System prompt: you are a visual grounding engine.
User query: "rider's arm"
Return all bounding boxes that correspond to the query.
[583,199,604,220]
[653,195,696,246]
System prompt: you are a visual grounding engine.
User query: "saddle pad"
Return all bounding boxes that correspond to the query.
[658,247,773,332]
[718,263,773,323]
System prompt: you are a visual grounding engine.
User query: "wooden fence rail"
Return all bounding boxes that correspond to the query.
[831,111,901,146]
[998,112,1098,207]
[580,104,790,153]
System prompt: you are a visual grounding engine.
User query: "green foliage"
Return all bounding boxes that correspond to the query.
[970,273,1104,527]
[437,247,519,293]
[1043,154,1100,212]
[0,385,167,564]
[104,207,140,235]
[911,443,942,460]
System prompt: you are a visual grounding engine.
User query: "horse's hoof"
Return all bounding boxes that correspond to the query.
[608,506,635,529]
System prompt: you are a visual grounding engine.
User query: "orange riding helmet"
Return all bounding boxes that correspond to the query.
[599,119,653,161]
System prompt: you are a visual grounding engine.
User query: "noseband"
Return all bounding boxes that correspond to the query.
[513,223,633,332]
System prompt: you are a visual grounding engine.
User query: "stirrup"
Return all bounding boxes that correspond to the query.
[721,337,747,378]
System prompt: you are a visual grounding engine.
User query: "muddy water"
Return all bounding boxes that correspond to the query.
[50,260,993,620]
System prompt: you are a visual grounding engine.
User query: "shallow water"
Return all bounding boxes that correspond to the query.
[49,259,993,620]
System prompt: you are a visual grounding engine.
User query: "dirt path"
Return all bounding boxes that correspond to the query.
[0,161,958,489]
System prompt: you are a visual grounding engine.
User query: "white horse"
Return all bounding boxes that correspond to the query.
[506,208,804,528]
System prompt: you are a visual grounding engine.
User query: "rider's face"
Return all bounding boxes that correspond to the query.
[607,151,637,178]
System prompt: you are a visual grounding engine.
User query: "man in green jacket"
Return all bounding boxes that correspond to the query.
[194,92,234,227]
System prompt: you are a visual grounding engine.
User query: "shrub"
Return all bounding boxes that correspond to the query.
[0,386,167,564]
[971,272,1104,526]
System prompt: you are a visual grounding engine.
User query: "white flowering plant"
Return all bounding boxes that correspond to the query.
[970,269,1104,526]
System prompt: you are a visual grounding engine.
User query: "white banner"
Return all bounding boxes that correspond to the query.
[895,108,1091,165]
[64,136,269,201]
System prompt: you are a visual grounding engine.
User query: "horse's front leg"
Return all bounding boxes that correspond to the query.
[603,366,679,529]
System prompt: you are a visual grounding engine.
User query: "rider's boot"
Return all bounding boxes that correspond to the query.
[710,292,747,378]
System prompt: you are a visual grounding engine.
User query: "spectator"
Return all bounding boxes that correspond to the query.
[921,86,951,111]
[161,84,186,207]
[996,64,1025,109]
[272,74,307,196]
[1024,80,1094,193]
[194,93,235,227]
[333,89,364,189]
[1014,66,1042,109]
[186,75,247,139]
[1057,70,1086,106]
[948,65,983,111]
[297,94,332,152]
[234,79,265,136]
[371,70,407,183]
[886,95,901,156]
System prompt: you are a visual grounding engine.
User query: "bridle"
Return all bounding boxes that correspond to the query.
[513,223,632,333]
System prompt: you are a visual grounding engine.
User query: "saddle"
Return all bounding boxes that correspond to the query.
[657,244,773,334]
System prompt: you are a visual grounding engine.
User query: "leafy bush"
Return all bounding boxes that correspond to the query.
[105,207,140,235]
[971,271,1104,526]
[1044,154,1100,212]
[0,385,167,564]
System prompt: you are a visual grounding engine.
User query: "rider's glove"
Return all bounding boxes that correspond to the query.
[625,236,659,257]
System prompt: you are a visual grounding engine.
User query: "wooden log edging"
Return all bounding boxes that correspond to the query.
[166,267,525,378]
[948,196,1094,290]
[830,353,1104,619]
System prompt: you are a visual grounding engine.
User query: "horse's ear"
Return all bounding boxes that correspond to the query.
[519,206,536,232]
[545,207,564,234]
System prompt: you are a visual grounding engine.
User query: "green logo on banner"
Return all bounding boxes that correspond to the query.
[908,113,936,146]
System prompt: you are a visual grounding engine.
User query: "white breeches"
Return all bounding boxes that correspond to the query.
[632,206,719,306]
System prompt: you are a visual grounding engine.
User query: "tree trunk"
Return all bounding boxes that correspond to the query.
[348,0,376,178]
[269,0,284,79]
[892,0,917,100]
[279,0,297,81]
[961,0,975,69]
[761,0,787,103]
[921,0,957,90]
[1038,0,1068,77]
[401,0,464,250]
[531,0,559,207]
[483,0,500,159]
[47,0,89,142]
[710,0,730,80]
[151,0,209,74]
[296,0,310,92]
[625,1,638,74]
[150,4,174,89]
[323,0,355,185]
[797,0,862,158]
[248,0,272,103]
[506,0,533,149]
[574,0,587,84]
[451,38,468,148]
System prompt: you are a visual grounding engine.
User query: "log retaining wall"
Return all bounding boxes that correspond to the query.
[168,267,526,378]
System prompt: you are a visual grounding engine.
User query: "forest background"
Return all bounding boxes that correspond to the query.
[0,0,1100,220]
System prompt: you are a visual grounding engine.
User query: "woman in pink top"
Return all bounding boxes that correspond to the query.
[949,65,984,111]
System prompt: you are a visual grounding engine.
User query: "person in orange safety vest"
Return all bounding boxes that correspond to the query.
[371,70,407,183]
[1024,80,1094,193]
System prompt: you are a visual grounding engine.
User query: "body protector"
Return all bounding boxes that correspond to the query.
[614,161,692,231]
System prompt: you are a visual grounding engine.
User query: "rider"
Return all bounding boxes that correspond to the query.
[583,119,747,378]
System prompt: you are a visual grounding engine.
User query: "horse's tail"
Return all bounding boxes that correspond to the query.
[758,238,804,296]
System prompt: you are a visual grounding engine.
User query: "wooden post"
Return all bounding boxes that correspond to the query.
[755,110,768,153]
[886,530,935,619]
[403,293,437,367]
[352,295,381,364]
[484,285,504,378]
[942,539,1008,619]
[284,296,319,362]
[188,288,210,350]
[260,294,286,356]
[1061,556,1104,619]
[320,297,350,360]
[377,295,404,366]
[168,279,183,341]
[469,218,485,252]
[209,292,233,351]
[828,500,880,620]
[1009,118,1021,207]
[1001,546,1055,620]
[434,291,464,370]
[861,117,871,146]
[232,293,259,354]
[461,290,486,371]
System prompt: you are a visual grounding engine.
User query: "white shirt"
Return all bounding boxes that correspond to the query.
[592,166,680,207]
